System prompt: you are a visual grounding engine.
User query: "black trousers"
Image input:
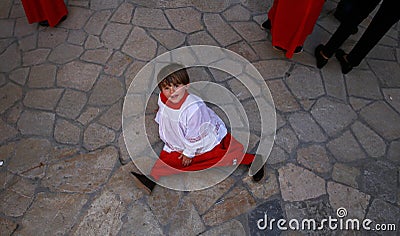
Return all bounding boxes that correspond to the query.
[324,0,400,66]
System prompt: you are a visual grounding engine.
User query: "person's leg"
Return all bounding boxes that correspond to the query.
[346,0,400,67]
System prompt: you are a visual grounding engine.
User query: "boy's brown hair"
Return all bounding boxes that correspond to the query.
[157,63,190,90]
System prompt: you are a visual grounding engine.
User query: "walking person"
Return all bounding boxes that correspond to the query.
[315,0,400,74]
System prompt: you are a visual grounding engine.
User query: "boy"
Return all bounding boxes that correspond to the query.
[131,64,264,194]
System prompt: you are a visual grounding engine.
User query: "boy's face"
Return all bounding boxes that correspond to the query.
[161,83,188,104]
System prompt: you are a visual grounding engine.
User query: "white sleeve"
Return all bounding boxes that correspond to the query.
[181,103,218,158]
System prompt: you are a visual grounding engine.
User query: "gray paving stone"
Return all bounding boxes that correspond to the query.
[101,22,132,50]
[48,43,83,64]
[169,198,206,235]
[311,97,357,137]
[122,27,157,61]
[0,43,20,72]
[223,4,252,21]
[7,138,52,178]
[4,102,22,125]
[78,107,104,125]
[18,34,37,51]
[289,112,327,143]
[346,70,382,99]
[81,48,113,64]
[57,61,102,91]
[327,181,370,220]
[286,66,324,100]
[85,10,112,36]
[0,73,5,86]
[368,45,396,61]
[98,102,122,131]
[248,199,284,235]
[14,17,36,37]
[42,146,118,193]
[124,60,146,87]
[388,140,400,164]
[17,110,55,137]
[278,163,326,202]
[9,67,29,85]
[61,7,93,30]
[28,65,56,88]
[266,145,288,165]
[83,123,116,151]
[0,19,14,38]
[187,31,219,46]
[18,192,88,235]
[111,2,134,23]
[149,29,186,50]
[104,51,132,76]
[88,75,124,106]
[120,201,163,235]
[84,35,104,49]
[0,0,12,18]
[204,13,241,46]
[351,121,386,158]
[117,133,131,165]
[0,38,13,53]
[73,191,124,236]
[360,101,400,141]
[0,82,22,114]
[132,7,170,29]
[227,41,259,62]
[253,60,291,80]
[369,60,400,87]
[0,217,18,236]
[275,126,299,154]
[332,163,360,188]
[383,88,400,113]
[321,61,347,101]
[366,199,400,231]
[9,2,25,18]
[297,145,332,174]
[165,7,203,33]
[243,168,280,199]
[0,175,36,217]
[249,41,284,60]
[56,89,87,119]
[284,198,334,234]
[54,119,81,145]
[241,99,263,133]
[23,88,63,111]
[266,79,300,111]
[38,28,68,48]
[202,186,257,226]
[192,1,229,12]
[148,186,182,225]
[349,97,373,111]
[361,161,398,204]
[22,48,51,66]
[202,219,246,236]
[68,0,89,8]
[327,131,366,162]
[231,22,267,42]
[67,29,87,45]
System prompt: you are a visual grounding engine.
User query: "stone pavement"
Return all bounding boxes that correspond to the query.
[0,0,399,235]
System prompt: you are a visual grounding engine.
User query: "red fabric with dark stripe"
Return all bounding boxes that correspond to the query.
[268,0,325,58]
[21,0,68,27]
[150,133,254,180]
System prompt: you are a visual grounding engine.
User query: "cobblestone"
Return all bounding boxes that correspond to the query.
[2,1,400,235]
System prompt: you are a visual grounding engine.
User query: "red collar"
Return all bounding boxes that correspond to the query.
[160,91,189,109]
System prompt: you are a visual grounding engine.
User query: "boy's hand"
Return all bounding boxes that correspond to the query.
[178,154,192,167]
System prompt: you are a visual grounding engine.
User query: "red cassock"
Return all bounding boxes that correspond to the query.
[268,0,325,58]
[150,133,255,180]
[21,0,68,27]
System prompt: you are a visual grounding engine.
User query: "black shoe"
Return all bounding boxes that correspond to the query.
[294,46,303,54]
[131,172,156,194]
[261,19,271,30]
[315,44,329,69]
[272,45,285,52]
[335,49,353,74]
[39,20,49,27]
[252,165,265,182]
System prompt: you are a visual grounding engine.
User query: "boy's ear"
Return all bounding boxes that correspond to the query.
[185,84,190,89]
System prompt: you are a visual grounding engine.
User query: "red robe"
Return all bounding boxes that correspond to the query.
[21,0,68,27]
[268,0,325,58]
